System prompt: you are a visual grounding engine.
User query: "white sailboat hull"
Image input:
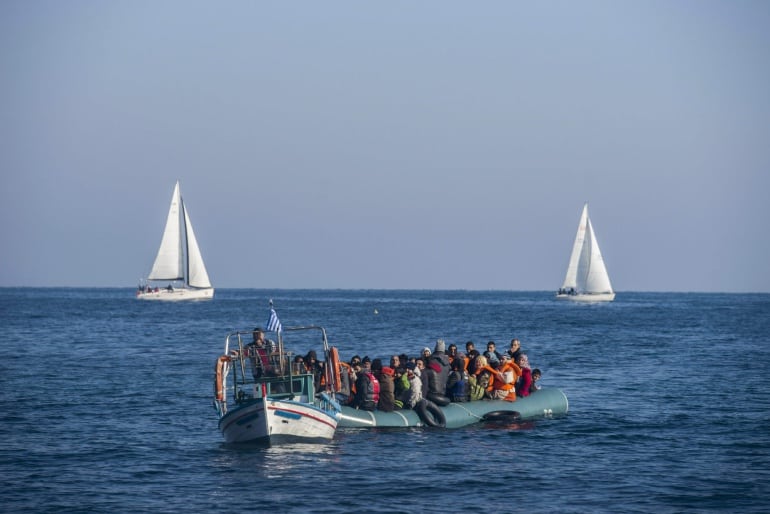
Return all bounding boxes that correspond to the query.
[555,292,615,302]
[136,287,214,301]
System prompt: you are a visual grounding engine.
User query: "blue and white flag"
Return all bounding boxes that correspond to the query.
[266,306,282,333]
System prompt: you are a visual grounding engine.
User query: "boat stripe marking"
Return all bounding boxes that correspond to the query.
[267,405,337,429]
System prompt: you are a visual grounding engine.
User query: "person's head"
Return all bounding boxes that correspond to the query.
[390,355,401,368]
[516,353,530,369]
[253,328,265,344]
[304,350,318,364]
[406,362,416,378]
[350,355,361,367]
[434,339,446,354]
[422,347,431,358]
[362,356,371,370]
[448,344,457,356]
[487,341,496,352]
[451,357,466,371]
[532,368,541,381]
[371,358,383,373]
[415,359,425,370]
[466,341,475,353]
[510,338,521,351]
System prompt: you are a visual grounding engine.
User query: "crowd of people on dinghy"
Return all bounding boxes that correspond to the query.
[296,337,542,412]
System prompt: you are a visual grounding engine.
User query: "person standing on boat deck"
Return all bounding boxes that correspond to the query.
[303,350,324,392]
[483,341,503,368]
[248,328,271,379]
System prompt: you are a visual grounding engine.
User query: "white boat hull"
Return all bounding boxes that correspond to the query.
[136,287,214,301]
[555,292,615,302]
[219,398,338,444]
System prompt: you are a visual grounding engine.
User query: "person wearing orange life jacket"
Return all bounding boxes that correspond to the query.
[473,355,500,399]
[494,354,523,401]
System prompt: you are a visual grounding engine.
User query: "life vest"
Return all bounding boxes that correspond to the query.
[367,371,380,404]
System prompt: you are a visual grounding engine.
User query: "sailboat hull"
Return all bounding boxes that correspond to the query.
[136,287,214,301]
[555,292,615,302]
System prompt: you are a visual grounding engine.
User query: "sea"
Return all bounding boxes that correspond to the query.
[1,288,769,513]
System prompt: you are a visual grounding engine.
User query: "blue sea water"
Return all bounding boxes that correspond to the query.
[1,288,769,513]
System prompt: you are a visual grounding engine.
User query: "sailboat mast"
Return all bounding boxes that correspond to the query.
[180,196,189,286]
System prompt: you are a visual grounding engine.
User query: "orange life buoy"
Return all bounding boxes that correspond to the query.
[214,355,231,401]
[330,346,343,393]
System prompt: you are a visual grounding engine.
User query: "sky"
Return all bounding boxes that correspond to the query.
[1,1,769,292]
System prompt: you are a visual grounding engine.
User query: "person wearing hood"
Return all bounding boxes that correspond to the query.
[404,362,422,409]
[427,339,451,402]
[514,353,533,398]
[377,366,396,412]
[446,356,470,402]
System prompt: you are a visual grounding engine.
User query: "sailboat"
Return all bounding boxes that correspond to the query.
[136,181,214,301]
[556,203,615,302]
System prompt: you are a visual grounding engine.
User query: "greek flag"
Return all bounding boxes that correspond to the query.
[266,307,282,333]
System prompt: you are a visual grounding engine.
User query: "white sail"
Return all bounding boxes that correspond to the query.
[182,200,212,289]
[560,203,588,291]
[148,182,184,281]
[557,203,614,302]
[582,218,613,294]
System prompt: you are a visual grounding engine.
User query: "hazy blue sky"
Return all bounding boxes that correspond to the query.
[1,1,768,292]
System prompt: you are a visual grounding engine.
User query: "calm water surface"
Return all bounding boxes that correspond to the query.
[1,289,769,513]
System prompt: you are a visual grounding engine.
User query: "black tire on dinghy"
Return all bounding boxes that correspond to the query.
[427,393,451,406]
[483,410,521,422]
[414,399,447,428]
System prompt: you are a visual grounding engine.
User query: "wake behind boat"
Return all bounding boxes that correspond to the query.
[213,311,341,445]
[556,202,615,302]
[137,181,214,301]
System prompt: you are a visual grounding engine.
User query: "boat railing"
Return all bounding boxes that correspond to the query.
[221,328,328,408]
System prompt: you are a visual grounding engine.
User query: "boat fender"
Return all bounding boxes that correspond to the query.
[414,399,446,428]
[427,393,451,407]
[483,410,521,422]
[214,355,231,402]
[329,346,343,393]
